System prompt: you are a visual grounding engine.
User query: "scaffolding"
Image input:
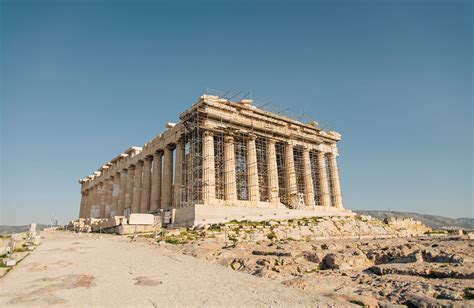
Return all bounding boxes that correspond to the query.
[325,153,334,207]
[214,133,225,200]
[255,137,269,202]
[309,150,322,206]
[234,136,249,201]
[275,141,288,206]
[181,106,205,207]
[177,91,338,210]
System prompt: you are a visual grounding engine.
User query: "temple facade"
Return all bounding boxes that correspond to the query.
[79,94,351,226]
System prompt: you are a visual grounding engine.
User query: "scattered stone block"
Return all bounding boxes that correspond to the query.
[128,214,155,225]
[3,259,16,267]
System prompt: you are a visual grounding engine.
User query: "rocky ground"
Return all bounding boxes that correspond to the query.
[0,231,345,307]
[146,217,474,307]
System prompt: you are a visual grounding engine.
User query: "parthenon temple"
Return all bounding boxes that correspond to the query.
[79,93,352,226]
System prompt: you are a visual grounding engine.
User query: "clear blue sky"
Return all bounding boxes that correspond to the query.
[1,0,472,225]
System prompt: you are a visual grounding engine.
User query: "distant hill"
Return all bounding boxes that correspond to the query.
[354,210,473,230]
[0,224,49,235]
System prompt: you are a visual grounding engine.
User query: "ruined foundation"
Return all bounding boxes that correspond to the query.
[78,92,352,226]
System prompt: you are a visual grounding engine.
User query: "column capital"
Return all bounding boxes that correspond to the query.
[153,151,163,158]
[267,138,277,145]
[247,133,257,141]
[224,135,234,143]
[203,130,214,137]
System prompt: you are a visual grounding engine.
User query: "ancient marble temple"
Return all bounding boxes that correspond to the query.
[79,94,351,226]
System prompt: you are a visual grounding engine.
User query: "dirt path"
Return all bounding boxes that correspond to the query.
[0,231,346,307]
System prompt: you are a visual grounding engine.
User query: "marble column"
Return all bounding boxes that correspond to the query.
[99,182,106,218]
[118,169,128,215]
[79,191,86,218]
[150,151,162,211]
[247,135,260,202]
[202,132,216,204]
[161,146,173,209]
[317,151,330,207]
[140,157,152,212]
[267,139,280,204]
[285,141,298,207]
[89,185,99,218]
[105,177,114,218]
[224,135,237,202]
[328,152,343,208]
[173,139,184,208]
[132,160,143,213]
[112,172,121,216]
[303,147,315,208]
[84,190,91,218]
[124,165,135,214]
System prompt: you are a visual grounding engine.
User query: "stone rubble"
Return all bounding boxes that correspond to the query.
[142,215,473,306]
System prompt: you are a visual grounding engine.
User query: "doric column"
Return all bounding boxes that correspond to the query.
[83,190,91,218]
[124,165,135,214]
[202,131,216,204]
[328,152,344,208]
[303,147,315,208]
[161,145,173,209]
[140,157,152,212]
[79,190,84,218]
[285,141,298,207]
[317,151,331,207]
[89,186,99,218]
[224,135,237,202]
[99,182,106,218]
[267,139,280,204]
[150,151,163,211]
[79,190,87,218]
[112,172,121,216]
[132,161,143,213]
[118,169,127,215]
[247,135,260,202]
[105,177,114,218]
[173,139,184,208]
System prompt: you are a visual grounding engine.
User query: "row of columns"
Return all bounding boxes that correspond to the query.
[201,132,343,209]
[80,132,343,218]
[81,141,183,218]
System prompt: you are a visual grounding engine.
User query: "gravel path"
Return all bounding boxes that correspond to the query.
[0,231,346,307]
